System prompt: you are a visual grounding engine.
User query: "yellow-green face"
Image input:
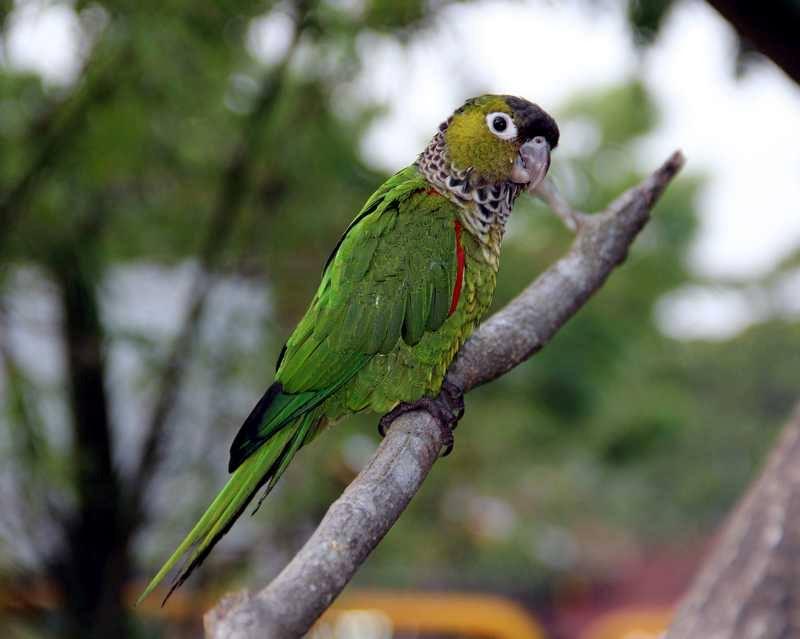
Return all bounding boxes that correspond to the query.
[444,94,559,184]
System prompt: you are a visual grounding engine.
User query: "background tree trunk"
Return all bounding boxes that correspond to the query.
[49,244,131,639]
[666,404,800,639]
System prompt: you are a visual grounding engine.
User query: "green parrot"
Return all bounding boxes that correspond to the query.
[140,94,559,603]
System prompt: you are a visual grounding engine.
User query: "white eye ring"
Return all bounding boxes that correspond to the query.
[485,112,517,140]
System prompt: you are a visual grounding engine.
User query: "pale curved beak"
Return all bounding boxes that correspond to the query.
[510,136,551,189]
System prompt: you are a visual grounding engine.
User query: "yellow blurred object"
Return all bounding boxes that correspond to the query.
[580,607,671,639]
[313,589,547,639]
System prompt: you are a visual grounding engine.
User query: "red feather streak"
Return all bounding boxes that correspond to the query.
[449,219,465,316]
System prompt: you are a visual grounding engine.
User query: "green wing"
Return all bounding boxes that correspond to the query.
[229,166,459,468]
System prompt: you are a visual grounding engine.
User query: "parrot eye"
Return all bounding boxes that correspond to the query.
[486,112,517,140]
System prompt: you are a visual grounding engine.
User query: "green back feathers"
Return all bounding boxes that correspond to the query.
[238,165,459,469]
[276,166,458,393]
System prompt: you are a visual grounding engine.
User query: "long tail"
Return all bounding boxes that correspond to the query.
[137,410,318,605]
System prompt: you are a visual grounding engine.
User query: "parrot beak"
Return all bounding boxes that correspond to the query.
[510,136,551,189]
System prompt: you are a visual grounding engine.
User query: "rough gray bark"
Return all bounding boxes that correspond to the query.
[666,404,800,639]
[203,151,686,639]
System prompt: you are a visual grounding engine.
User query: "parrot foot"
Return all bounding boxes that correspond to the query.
[378,381,464,457]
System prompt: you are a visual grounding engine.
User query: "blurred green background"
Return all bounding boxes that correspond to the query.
[1,0,799,638]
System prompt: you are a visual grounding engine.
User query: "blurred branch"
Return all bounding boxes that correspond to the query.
[203,151,686,639]
[0,41,129,248]
[128,5,309,516]
[705,0,800,84]
[665,402,800,639]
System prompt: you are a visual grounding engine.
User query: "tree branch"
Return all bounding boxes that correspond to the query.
[665,403,800,639]
[203,151,686,639]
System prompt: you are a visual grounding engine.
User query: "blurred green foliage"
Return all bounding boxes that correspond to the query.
[627,0,674,45]
[1,0,799,637]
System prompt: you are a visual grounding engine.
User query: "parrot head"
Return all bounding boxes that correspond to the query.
[417,94,559,256]
[426,94,559,190]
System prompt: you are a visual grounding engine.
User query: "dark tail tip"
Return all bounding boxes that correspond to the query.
[228,382,284,472]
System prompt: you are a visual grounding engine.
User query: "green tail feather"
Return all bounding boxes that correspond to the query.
[137,412,317,606]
